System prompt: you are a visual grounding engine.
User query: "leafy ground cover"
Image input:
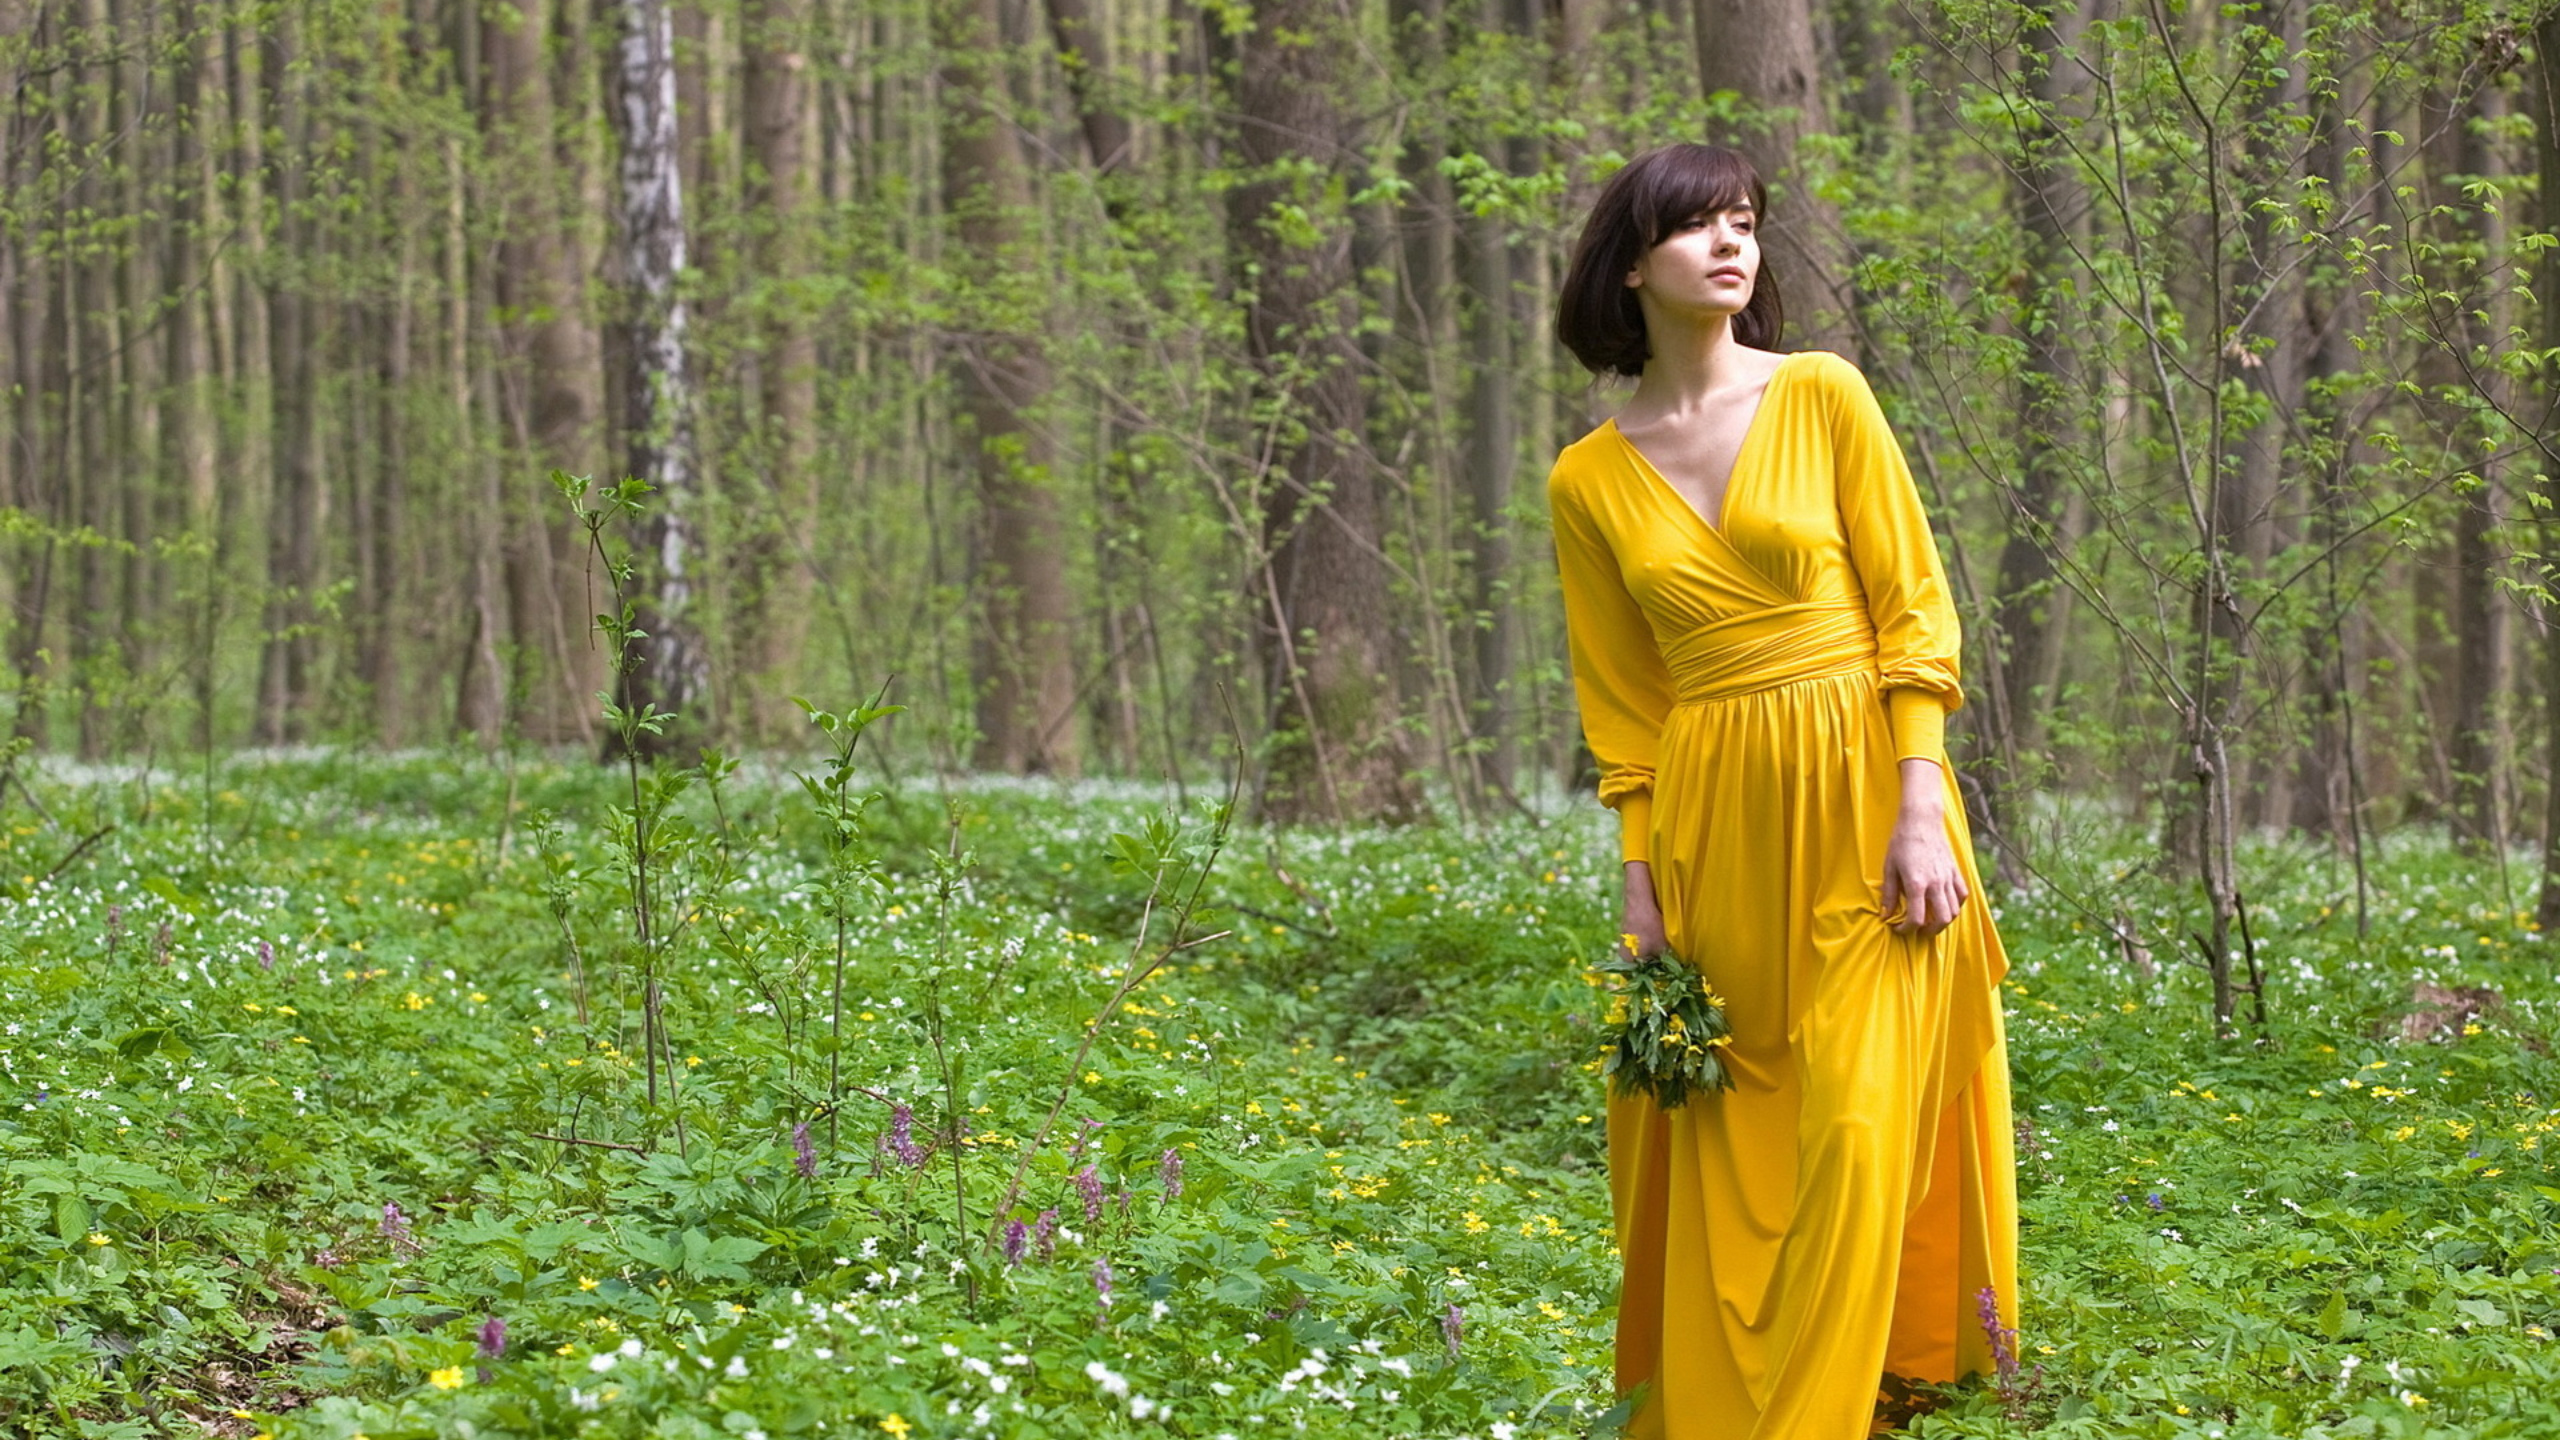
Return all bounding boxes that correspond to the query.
[0,751,2553,1439]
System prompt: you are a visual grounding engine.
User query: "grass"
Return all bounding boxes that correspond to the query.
[0,749,2553,1439]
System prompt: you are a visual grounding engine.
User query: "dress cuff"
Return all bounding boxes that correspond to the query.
[1614,790,1653,865]
[1887,687,1947,767]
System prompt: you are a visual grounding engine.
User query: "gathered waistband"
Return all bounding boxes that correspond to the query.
[1663,598,1880,706]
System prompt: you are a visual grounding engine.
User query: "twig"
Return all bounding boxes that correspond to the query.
[532,1131,649,1155]
[43,823,115,881]
[1229,903,1336,942]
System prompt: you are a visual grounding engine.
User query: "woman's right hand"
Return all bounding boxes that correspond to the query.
[1621,860,1669,959]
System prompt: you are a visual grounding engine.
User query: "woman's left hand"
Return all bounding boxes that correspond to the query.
[1881,758,1968,937]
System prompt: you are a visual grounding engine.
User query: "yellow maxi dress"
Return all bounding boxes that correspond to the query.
[1548,350,2018,1439]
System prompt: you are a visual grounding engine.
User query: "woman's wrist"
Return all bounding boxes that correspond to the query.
[1623,858,1656,898]
[1896,756,1945,819]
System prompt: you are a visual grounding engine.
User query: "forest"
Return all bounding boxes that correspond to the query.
[3,0,2559,1436]
[8,0,2557,872]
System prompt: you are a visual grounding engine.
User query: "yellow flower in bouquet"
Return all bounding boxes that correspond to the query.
[1594,934,1735,1109]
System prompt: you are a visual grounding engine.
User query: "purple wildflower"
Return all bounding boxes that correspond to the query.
[2146,1192,2165,1212]
[380,1202,414,1249]
[1159,1148,1184,1200]
[792,1121,818,1179]
[1115,1188,1134,1216]
[153,921,172,964]
[1066,1117,1105,1158]
[1442,1303,1465,1361]
[1001,1219,1029,1267]
[1073,1165,1105,1224]
[477,1314,507,1359]
[880,1103,926,1167]
[257,939,276,971]
[1034,1207,1060,1261]
[105,904,123,949]
[1975,1285,2018,1380]
[1092,1256,1115,1311]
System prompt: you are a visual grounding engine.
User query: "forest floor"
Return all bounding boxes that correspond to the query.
[0,751,2553,1439]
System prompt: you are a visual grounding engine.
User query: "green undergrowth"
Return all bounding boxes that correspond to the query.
[0,751,2552,1439]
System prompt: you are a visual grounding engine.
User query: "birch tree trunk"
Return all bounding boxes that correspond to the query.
[612,0,710,748]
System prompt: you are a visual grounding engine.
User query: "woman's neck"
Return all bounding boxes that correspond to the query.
[1625,313,1757,419]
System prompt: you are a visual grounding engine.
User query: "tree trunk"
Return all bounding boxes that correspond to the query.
[2228,0,2307,831]
[256,10,322,746]
[942,0,1080,774]
[451,128,510,746]
[115,0,165,734]
[611,0,710,750]
[70,0,115,756]
[169,0,220,533]
[2423,76,2510,852]
[1462,0,1520,790]
[1988,0,2092,791]
[1231,0,1423,823]
[738,0,819,740]
[1042,0,1132,174]
[2534,8,2560,926]
[487,0,607,747]
[0,0,24,679]
[224,9,274,748]
[2290,23,2371,862]
[1690,0,1854,348]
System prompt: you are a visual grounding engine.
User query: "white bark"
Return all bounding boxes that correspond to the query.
[614,0,707,729]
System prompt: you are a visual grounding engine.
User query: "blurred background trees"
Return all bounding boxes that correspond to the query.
[4,0,2558,899]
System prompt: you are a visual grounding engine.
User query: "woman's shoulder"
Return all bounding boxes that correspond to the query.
[1782,350,1886,428]
[1546,420,1622,501]
[1784,348,1861,385]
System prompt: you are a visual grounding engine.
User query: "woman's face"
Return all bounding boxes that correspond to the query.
[1624,201,1756,324]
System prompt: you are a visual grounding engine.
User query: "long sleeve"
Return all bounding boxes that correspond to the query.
[1550,466,1678,863]
[1827,356,1964,767]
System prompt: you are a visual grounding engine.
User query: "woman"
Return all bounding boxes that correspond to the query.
[1547,142,2019,1439]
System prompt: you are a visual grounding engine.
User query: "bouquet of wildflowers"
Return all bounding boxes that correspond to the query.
[1594,935,1735,1109]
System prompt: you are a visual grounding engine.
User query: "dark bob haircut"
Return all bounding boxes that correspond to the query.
[1555,143,1785,377]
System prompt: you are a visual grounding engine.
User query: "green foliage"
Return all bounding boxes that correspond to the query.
[0,754,2555,1436]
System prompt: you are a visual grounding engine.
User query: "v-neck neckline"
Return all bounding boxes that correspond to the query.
[1607,351,1805,539]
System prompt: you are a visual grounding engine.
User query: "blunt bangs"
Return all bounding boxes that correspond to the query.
[1626,146,1761,253]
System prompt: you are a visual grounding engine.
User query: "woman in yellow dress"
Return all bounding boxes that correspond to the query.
[1547,143,2019,1438]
